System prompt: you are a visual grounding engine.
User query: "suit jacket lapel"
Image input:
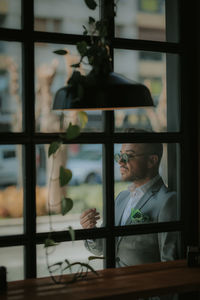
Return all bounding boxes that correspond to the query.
[124,177,164,226]
[115,192,131,226]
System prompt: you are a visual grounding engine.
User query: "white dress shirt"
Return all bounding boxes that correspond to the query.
[120,174,161,225]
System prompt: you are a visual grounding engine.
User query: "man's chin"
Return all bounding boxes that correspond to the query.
[121,174,129,181]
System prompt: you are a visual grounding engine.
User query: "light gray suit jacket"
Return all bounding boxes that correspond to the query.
[85,178,179,268]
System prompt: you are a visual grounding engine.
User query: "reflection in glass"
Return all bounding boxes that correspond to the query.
[37,239,104,278]
[36,144,103,233]
[0,246,24,281]
[0,145,23,235]
[34,0,99,35]
[114,49,179,132]
[114,143,180,225]
[0,42,22,132]
[0,0,21,29]
[115,0,166,41]
[115,232,180,267]
[35,43,102,132]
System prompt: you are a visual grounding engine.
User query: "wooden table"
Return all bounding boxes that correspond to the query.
[1,260,200,299]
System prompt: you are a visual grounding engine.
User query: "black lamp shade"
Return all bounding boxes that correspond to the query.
[53,72,154,111]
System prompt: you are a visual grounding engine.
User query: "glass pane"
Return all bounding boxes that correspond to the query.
[0,0,21,29]
[0,246,24,281]
[115,232,180,267]
[36,144,103,233]
[114,143,180,225]
[37,239,104,278]
[0,42,22,132]
[35,43,103,132]
[114,49,179,132]
[0,145,23,235]
[115,0,173,42]
[34,0,99,35]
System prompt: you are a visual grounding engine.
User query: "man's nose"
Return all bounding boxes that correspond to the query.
[118,157,126,165]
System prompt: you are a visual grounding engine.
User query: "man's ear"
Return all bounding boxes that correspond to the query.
[147,155,159,168]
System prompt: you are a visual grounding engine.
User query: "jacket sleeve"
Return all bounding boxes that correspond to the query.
[83,190,126,256]
[158,192,180,261]
[84,238,104,256]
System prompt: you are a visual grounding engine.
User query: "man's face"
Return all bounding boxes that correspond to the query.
[118,143,150,182]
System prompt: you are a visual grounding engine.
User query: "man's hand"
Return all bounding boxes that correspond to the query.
[80,208,100,229]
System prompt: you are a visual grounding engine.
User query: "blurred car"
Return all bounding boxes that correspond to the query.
[0,144,122,187]
[67,146,102,185]
[0,145,18,187]
[0,145,45,187]
[67,144,121,185]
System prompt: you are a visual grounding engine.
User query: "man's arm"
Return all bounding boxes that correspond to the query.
[80,208,100,229]
[80,208,103,255]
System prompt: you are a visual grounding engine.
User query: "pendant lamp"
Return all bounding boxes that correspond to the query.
[53,71,154,111]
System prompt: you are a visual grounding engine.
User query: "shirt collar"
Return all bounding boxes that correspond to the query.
[128,174,161,195]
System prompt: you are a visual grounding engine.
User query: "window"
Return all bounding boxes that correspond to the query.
[0,2,199,295]
[138,0,165,14]
[35,17,62,33]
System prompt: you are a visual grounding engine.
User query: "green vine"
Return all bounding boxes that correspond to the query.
[45,118,104,284]
[53,0,114,103]
[44,0,109,284]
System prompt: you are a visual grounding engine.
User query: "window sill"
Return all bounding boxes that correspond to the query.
[2,260,200,299]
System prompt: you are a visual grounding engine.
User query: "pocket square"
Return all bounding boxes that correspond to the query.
[131,208,150,223]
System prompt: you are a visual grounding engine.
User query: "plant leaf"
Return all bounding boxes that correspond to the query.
[88,256,105,261]
[44,238,58,248]
[66,122,80,140]
[89,16,95,24]
[62,262,98,276]
[68,226,75,241]
[61,197,73,215]
[77,41,88,57]
[78,111,88,129]
[53,49,68,55]
[83,25,88,35]
[59,166,72,187]
[84,0,97,10]
[48,141,62,157]
[79,262,98,275]
[63,259,72,273]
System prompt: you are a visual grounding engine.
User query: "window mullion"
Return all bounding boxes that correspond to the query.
[22,0,36,279]
[101,0,116,268]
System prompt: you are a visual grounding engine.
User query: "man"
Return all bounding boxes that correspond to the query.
[80,142,179,267]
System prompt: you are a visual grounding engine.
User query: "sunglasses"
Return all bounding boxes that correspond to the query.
[114,153,150,163]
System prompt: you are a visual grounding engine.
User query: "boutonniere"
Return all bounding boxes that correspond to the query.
[131,209,150,223]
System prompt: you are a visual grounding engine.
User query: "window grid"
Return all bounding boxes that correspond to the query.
[0,0,198,280]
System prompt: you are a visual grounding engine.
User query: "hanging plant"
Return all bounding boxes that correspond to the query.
[44,0,110,284]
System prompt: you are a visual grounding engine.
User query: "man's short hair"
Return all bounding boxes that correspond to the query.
[125,128,163,164]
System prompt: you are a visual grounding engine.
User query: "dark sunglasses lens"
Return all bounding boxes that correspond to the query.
[121,153,128,163]
[114,154,121,162]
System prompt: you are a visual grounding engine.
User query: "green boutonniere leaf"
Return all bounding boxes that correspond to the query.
[131,209,150,223]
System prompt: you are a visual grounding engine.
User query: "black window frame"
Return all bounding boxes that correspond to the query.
[0,0,199,282]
